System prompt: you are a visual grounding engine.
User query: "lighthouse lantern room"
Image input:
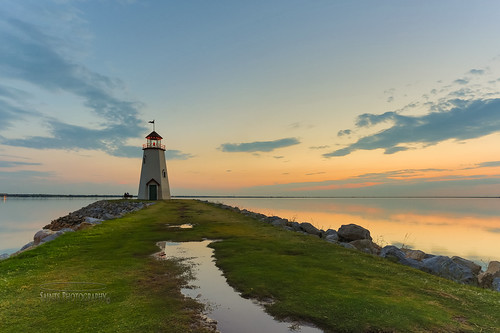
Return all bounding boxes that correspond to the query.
[138,126,171,200]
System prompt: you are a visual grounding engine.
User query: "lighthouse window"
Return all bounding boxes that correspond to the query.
[162,169,166,178]
[143,156,146,164]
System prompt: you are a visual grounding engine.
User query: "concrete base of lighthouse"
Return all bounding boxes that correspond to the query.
[138,148,171,200]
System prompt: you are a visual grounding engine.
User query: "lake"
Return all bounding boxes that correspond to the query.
[0,197,112,255]
[1,196,499,268]
[198,197,500,268]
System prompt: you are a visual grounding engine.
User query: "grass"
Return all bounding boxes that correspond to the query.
[1,199,500,332]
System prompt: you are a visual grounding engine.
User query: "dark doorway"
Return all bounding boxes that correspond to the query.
[148,184,158,200]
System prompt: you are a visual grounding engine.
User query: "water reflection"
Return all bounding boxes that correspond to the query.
[203,198,500,268]
[156,240,322,333]
[0,197,105,254]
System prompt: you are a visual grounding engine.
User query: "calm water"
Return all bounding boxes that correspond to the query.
[0,197,113,255]
[201,197,500,268]
[1,197,500,268]
[158,240,322,333]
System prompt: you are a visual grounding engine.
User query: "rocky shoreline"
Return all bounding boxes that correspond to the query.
[207,201,500,292]
[0,200,154,259]
[2,199,499,293]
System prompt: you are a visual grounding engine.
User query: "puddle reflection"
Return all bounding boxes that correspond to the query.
[156,240,322,333]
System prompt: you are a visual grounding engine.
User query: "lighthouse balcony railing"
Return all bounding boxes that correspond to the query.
[143,143,166,150]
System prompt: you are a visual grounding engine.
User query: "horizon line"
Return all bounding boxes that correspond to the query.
[2,193,500,199]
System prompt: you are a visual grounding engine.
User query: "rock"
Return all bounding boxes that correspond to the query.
[401,249,427,261]
[350,239,381,255]
[324,230,339,243]
[451,256,482,275]
[40,233,60,244]
[33,229,55,245]
[421,256,478,285]
[485,261,500,275]
[492,277,500,292]
[339,242,357,250]
[20,241,34,251]
[0,253,9,260]
[337,224,372,242]
[286,221,302,232]
[478,261,500,288]
[271,219,287,228]
[39,228,74,244]
[75,222,93,231]
[85,217,104,225]
[379,246,423,270]
[44,200,152,231]
[325,229,337,236]
[299,222,321,237]
[102,213,116,220]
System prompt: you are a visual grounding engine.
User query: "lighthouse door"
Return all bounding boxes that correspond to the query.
[148,184,158,200]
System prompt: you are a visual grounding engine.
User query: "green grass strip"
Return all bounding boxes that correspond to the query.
[1,199,500,332]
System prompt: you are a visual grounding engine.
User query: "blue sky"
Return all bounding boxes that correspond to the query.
[1,0,500,196]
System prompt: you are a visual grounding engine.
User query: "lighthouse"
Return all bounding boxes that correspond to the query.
[138,127,171,200]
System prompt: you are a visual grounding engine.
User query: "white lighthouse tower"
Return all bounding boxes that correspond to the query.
[138,125,171,200]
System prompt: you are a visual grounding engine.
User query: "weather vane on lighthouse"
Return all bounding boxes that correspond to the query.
[137,121,171,200]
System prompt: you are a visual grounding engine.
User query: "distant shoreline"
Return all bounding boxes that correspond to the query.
[1,194,123,198]
[2,193,499,199]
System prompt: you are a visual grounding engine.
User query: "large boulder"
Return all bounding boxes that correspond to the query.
[478,261,500,289]
[401,249,427,261]
[0,253,9,260]
[451,256,482,275]
[299,222,321,237]
[338,224,372,242]
[20,241,34,251]
[286,221,302,232]
[33,229,55,245]
[421,256,478,285]
[324,229,339,243]
[350,239,381,255]
[39,228,75,244]
[380,246,423,270]
[270,218,288,228]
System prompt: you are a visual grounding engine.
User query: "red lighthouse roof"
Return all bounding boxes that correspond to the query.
[146,131,163,140]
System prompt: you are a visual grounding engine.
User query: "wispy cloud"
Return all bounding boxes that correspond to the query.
[219,137,300,153]
[0,11,147,158]
[469,69,485,75]
[325,68,500,158]
[166,150,194,160]
[0,169,54,179]
[337,129,351,137]
[240,167,500,197]
[309,145,330,150]
[325,98,500,157]
[0,160,41,168]
[476,161,500,168]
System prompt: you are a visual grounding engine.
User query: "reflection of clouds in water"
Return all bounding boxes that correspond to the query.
[208,197,500,269]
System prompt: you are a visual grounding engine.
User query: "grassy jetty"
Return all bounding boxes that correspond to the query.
[1,199,500,332]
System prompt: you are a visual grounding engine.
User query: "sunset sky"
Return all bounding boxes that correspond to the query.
[2,1,500,196]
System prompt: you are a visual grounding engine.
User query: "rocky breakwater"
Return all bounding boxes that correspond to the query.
[207,201,500,292]
[2,200,153,259]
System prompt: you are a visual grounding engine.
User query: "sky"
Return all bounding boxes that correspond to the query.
[2,0,500,196]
